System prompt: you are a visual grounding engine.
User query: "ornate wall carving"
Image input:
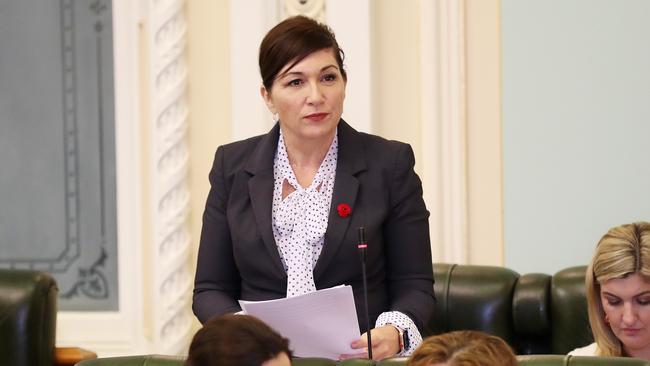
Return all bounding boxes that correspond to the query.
[283,0,326,21]
[148,0,193,353]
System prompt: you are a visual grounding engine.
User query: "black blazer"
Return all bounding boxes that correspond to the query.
[192,120,435,334]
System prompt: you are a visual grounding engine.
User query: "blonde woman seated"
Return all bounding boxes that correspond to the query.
[407,330,517,366]
[570,222,650,359]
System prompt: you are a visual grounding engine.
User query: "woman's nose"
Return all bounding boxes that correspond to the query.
[306,82,324,104]
[622,303,637,325]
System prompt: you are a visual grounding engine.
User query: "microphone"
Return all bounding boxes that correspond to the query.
[357,227,373,360]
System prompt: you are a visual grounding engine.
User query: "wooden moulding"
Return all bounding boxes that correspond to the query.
[54,347,98,366]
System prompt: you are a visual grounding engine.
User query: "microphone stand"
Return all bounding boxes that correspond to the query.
[357,227,373,360]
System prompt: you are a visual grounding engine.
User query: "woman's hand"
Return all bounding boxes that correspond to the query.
[339,325,400,361]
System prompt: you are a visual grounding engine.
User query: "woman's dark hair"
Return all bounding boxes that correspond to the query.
[259,15,346,91]
[185,314,292,366]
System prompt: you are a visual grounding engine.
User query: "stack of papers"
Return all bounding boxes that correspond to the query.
[239,285,361,359]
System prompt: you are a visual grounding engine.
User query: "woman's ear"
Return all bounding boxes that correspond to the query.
[260,85,276,114]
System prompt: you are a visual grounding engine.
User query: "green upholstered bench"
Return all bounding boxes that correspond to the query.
[75,355,650,366]
[430,263,592,354]
[517,355,650,366]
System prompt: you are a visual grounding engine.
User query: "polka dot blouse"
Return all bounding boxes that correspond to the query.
[272,130,337,297]
[271,128,421,355]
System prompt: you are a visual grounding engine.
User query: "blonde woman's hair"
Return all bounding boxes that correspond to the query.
[407,330,517,366]
[586,221,650,357]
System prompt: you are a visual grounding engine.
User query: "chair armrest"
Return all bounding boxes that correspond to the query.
[54,347,98,366]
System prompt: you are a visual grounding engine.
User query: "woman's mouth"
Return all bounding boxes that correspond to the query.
[621,328,642,336]
[305,113,329,122]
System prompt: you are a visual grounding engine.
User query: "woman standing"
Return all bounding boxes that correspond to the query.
[192,15,434,360]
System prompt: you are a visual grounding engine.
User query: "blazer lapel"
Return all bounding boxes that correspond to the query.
[314,120,367,280]
[245,123,286,280]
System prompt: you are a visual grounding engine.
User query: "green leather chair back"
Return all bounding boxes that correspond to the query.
[0,269,58,366]
[430,263,520,348]
[513,266,593,354]
[293,358,339,366]
[76,355,650,366]
[512,271,552,353]
[431,263,593,355]
[375,358,408,365]
[518,355,650,366]
[76,356,346,366]
[76,355,185,365]
[550,266,593,354]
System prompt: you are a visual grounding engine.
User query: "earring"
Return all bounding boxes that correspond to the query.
[272,113,279,123]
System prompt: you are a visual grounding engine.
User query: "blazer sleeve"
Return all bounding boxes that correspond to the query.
[192,146,242,323]
[383,143,435,332]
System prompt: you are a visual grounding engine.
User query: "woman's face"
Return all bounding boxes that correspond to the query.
[600,273,650,355]
[261,48,345,144]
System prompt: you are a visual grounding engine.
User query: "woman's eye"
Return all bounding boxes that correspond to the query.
[322,74,337,83]
[607,298,621,306]
[287,79,302,87]
[637,298,650,305]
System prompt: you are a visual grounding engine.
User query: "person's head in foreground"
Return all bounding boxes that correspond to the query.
[259,15,346,145]
[185,314,292,366]
[587,221,650,359]
[406,330,517,366]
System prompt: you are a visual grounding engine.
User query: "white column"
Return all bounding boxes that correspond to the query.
[420,0,469,264]
[144,0,193,354]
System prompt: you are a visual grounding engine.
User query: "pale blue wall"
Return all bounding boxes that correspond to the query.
[502,0,650,274]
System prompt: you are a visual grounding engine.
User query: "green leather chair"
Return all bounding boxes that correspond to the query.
[0,268,97,366]
[75,355,650,366]
[74,356,347,366]
[518,355,650,366]
[0,269,57,366]
[430,263,520,345]
[75,356,401,366]
[76,356,184,366]
[430,263,593,354]
[549,266,593,354]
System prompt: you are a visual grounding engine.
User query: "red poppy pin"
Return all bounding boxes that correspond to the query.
[337,203,351,218]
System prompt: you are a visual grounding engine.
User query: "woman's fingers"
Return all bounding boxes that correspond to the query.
[341,326,400,360]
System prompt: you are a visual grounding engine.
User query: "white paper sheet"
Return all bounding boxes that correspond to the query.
[239,285,361,359]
